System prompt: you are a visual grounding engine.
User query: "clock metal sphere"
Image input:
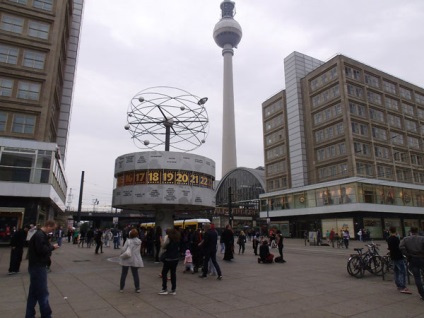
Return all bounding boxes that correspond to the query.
[125,86,209,152]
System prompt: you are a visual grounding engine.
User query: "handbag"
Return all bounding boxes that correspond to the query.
[120,244,132,259]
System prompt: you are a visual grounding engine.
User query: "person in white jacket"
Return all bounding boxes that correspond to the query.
[119,229,144,293]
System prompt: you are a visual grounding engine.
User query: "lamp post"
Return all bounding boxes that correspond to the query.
[228,186,233,227]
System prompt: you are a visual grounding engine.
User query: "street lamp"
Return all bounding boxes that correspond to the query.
[228,186,233,227]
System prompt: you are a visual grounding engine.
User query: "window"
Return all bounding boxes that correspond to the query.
[17,81,41,100]
[372,127,387,140]
[394,151,407,163]
[265,114,283,132]
[402,103,415,116]
[369,108,384,122]
[310,66,338,91]
[416,93,424,105]
[385,97,399,111]
[349,102,366,118]
[0,44,18,65]
[418,108,424,120]
[12,114,36,134]
[347,84,364,99]
[345,66,361,80]
[387,114,401,128]
[0,14,24,34]
[407,136,420,149]
[23,50,46,69]
[365,73,380,88]
[400,87,412,100]
[383,80,396,94]
[411,154,423,166]
[311,85,340,108]
[390,133,404,145]
[0,78,13,97]
[8,0,27,4]
[354,142,371,157]
[0,112,7,132]
[33,0,53,11]
[374,146,389,159]
[367,91,382,105]
[351,122,368,136]
[28,20,50,40]
[405,119,417,133]
[356,162,374,177]
[377,166,393,179]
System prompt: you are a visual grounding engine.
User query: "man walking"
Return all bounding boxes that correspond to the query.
[199,223,222,280]
[399,226,424,299]
[26,220,59,318]
[387,226,411,294]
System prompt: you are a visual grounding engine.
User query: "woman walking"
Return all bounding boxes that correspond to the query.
[158,228,181,295]
[119,229,144,293]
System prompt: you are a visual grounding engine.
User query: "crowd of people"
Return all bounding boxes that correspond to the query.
[15,219,424,317]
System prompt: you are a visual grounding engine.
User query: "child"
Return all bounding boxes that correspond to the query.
[183,249,194,273]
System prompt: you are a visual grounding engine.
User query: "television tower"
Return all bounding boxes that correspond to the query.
[213,0,242,177]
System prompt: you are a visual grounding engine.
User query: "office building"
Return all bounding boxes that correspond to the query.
[0,0,84,232]
[260,51,424,239]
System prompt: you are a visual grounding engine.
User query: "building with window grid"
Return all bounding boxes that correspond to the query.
[0,0,84,231]
[260,52,424,239]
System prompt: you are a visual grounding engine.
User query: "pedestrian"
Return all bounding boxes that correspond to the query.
[237,230,246,254]
[25,220,59,318]
[95,228,103,254]
[55,226,63,247]
[158,228,180,295]
[198,223,223,280]
[276,230,286,263]
[399,226,424,299]
[119,228,144,293]
[357,229,363,242]
[113,228,120,249]
[154,226,163,263]
[221,224,234,261]
[183,249,194,273]
[387,226,411,294]
[8,224,29,275]
[342,229,350,249]
[252,232,260,256]
[329,228,335,248]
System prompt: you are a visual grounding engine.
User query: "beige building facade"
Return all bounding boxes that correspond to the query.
[0,0,84,232]
[261,52,424,239]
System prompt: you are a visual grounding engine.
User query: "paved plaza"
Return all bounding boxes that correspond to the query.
[1,238,424,318]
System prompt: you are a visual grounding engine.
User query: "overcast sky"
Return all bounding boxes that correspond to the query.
[65,0,424,211]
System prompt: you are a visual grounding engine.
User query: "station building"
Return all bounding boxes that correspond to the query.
[260,52,424,239]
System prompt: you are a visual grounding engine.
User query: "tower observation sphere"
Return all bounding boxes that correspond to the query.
[213,0,242,48]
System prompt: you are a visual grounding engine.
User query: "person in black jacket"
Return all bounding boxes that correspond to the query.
[25,220,59,318]
[8,224,29,275]
[387,226,411,294]
[258,240,274,263]
[158,228,180,295]
[199,223,222,280]
[221,224,234,261]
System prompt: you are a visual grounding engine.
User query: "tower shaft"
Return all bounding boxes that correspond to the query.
[221,45,237,176]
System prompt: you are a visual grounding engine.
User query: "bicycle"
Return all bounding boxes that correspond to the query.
[347,243,383,278]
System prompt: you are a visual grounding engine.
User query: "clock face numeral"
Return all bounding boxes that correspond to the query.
[162,171,175,184]
[148,170,161,184]
[116,170,213,189]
